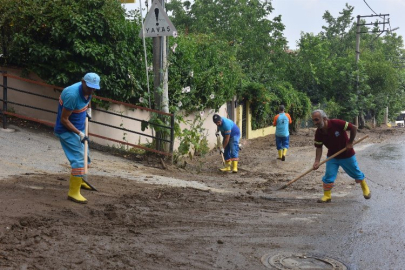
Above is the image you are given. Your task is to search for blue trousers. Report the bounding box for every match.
[224,135,240,162]
[322,155,365,188]
[55,131,90,176]
[275,135,289,150]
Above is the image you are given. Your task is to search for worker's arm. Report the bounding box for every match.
[313,147,323,170]
[222,134,230,149]
[273,115,278,126]
[60,108,81,135]
[347,124,357,149]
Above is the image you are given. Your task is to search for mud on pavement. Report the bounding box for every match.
[0,120,404,269]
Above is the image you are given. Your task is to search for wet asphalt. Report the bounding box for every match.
[342,143,405,269]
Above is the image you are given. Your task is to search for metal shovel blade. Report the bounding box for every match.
[82,175,98,191]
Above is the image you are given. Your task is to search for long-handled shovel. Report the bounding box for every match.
[82,117,98,191]
[220,152,225,165]
[277,135,369,190]
[216,129,225,166]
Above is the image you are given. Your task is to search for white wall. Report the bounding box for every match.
[89,104,154,149]
[0,67,61,124]
[174,104,227,151]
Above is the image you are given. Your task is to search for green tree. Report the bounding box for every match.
[167,0,309,130]
[288,3,405,125]
[0,0,149,102]
[167,33,243,114]
[167,0,287,80]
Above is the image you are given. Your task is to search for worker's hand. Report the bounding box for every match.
[86,108,92,120]
[219,148,224,155]
[79,131,89,143]
[215,132,220,137]
[346,141,353,149]
[313,161,320,170]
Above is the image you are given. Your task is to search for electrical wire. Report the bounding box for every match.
[362,0,383,18]
[362,0,395,34]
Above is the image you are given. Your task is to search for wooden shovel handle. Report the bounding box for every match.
[84,117,89,175]
[279,135,369,189]
[221,152,225,165]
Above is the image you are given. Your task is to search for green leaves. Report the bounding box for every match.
[0,0,148,104]
[167,33,242,114]
[289,3,405,124]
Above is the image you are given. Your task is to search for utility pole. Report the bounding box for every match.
[139,0,176,151]
[152,27,162,111]
[355,13,389,128]
[152,0,164,151]
[151,0,171,151]
[355,15,361,127]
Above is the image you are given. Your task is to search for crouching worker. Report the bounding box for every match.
[54,73,100,204]
[312,109,371,203]
[213,114,241,173]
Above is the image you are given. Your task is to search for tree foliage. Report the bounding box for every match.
[167,0,310,127]
[288,4,405,124]
[167,33,243,114]
[0,0,149,102]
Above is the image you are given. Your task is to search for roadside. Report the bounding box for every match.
[0,118,404,269]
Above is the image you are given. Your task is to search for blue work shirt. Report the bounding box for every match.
[54,82,91,134]
[218,117,240,137]
[273,112,292,137]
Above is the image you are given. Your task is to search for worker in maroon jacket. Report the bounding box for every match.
[312,109,371,203]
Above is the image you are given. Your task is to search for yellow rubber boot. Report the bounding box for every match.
[282,148,287,161]
[277,150,283,160]
[317,190,332,203]
[68,175,88,204]
[219,161,231,172]
[360,180,371,199]
[232,161,238,173]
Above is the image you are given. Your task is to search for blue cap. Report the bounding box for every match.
[83,73,100,90]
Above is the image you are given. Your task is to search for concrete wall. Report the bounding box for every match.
[177,104,228,151]
[245,101,276,140]
[0,67,61,124]
[89,104,154,149]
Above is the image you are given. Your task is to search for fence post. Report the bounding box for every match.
[1,71,7,129]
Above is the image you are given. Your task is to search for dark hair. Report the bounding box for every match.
[279,105,285,111]
[213,114,221,123]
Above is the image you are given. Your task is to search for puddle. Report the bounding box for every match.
[261,252,348,269]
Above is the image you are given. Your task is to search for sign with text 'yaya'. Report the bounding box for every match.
[139,0,177,38]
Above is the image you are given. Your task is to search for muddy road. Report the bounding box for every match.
[0,120,404,269]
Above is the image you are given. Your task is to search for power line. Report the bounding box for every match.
[362,0,399,34]
[363,0,383,18]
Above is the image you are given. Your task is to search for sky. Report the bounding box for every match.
[122,0,405,49]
